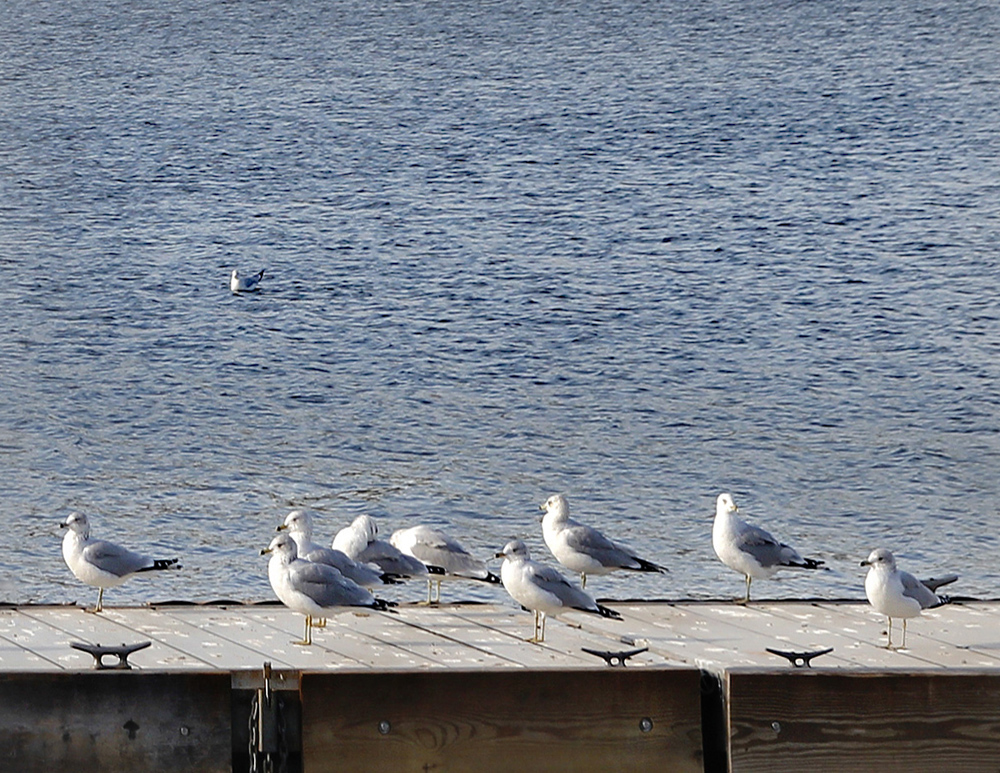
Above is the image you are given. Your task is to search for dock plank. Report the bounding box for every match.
[407,604,651,668]
[726,668,1000,773]
[15,607,211,670]
[3,601,1000,673]
[217,607,445,670]
[0,671,231,773]
[754,602,1000,668]
[301,668,704,773]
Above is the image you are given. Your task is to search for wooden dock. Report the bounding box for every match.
[2,599,1000,772]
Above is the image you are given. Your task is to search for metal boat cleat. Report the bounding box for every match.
[765,646,833,668]
[70,640,152,669]
[581,646,649,667]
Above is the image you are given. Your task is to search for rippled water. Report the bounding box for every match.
[3,0,1000,605]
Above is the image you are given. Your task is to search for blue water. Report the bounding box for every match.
[3,0,1000,606]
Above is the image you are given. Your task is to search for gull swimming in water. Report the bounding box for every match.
[390,524,500,603]
[860,548,957,649]
[712,493,824,603]
[230,268,265,293]
[332,515,430,579]
[261,532,391,645]
[540,494,667,588]
[496,539,621,643]
[60,512,180,613]
[276,510,399,587]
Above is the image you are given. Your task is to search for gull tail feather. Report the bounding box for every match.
[922,574,959,592]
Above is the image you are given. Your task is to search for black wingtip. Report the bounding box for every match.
[485,571,502,585]
[142,558,181,572]
[799,557,825,570]
[380,573,405,585]
[426,565,448,575]
[634,557,668,574]
[596,603,622,620]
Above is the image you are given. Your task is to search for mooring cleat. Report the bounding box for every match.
[766,646,834,668]
[70,641,152,670]
[581,646,649,667]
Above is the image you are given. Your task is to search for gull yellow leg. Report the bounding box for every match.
[528,610,544,643]
[294,615,313,646]
[87,588,105,614]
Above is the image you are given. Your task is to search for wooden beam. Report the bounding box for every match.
[726,668,1000,772]
[0,672,231,772]
[301,668,703,772]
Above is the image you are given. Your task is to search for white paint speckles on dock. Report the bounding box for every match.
[1,601,999,673]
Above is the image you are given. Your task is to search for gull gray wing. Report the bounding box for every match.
[900,570,943,608]
[409,531,487,577]
[732,524,787,568]
[81,540,153,578]
[525,563,596,609]
[357,540,428,577]
[561,524,663,572]
[302,546,384,586]
[734,523,821,570]
[525,563,604,615]
[288,561,376,609]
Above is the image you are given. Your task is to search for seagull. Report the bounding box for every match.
[539,494,667,588]
[860,548,957,649]
[260,532,391,646]
[332,515,430,579]
[60,512,180,613]
[230,268,265,293]
[712,493,824,603]
[276,510,399,587]
[390,524,500,603]
[495,539,621,643]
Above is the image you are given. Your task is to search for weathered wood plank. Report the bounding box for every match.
[301,668,703,773]
[0,672,231,772]
[755,602,1000,667]
[232,607,444,669]
[827,602,1000,665]
[612,603,856,668]
[15,607,207,670]
[726,669,1000,773]
[426,604,658,667]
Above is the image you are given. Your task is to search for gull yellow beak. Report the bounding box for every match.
[275,523,288,532]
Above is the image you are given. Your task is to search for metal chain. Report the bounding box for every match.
[248,692,260,773]
[247,663,287,773]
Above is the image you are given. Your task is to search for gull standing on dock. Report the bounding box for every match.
[390,524,500,603]
[540,494,667,588]
[333,515,430,579]
[860,548,957,649]
[60,512,180,613]
[230,268,264,293]
[496,539,621,643]
[261,533,391,646]
[712,493,824,603]
[276,510,399,587]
